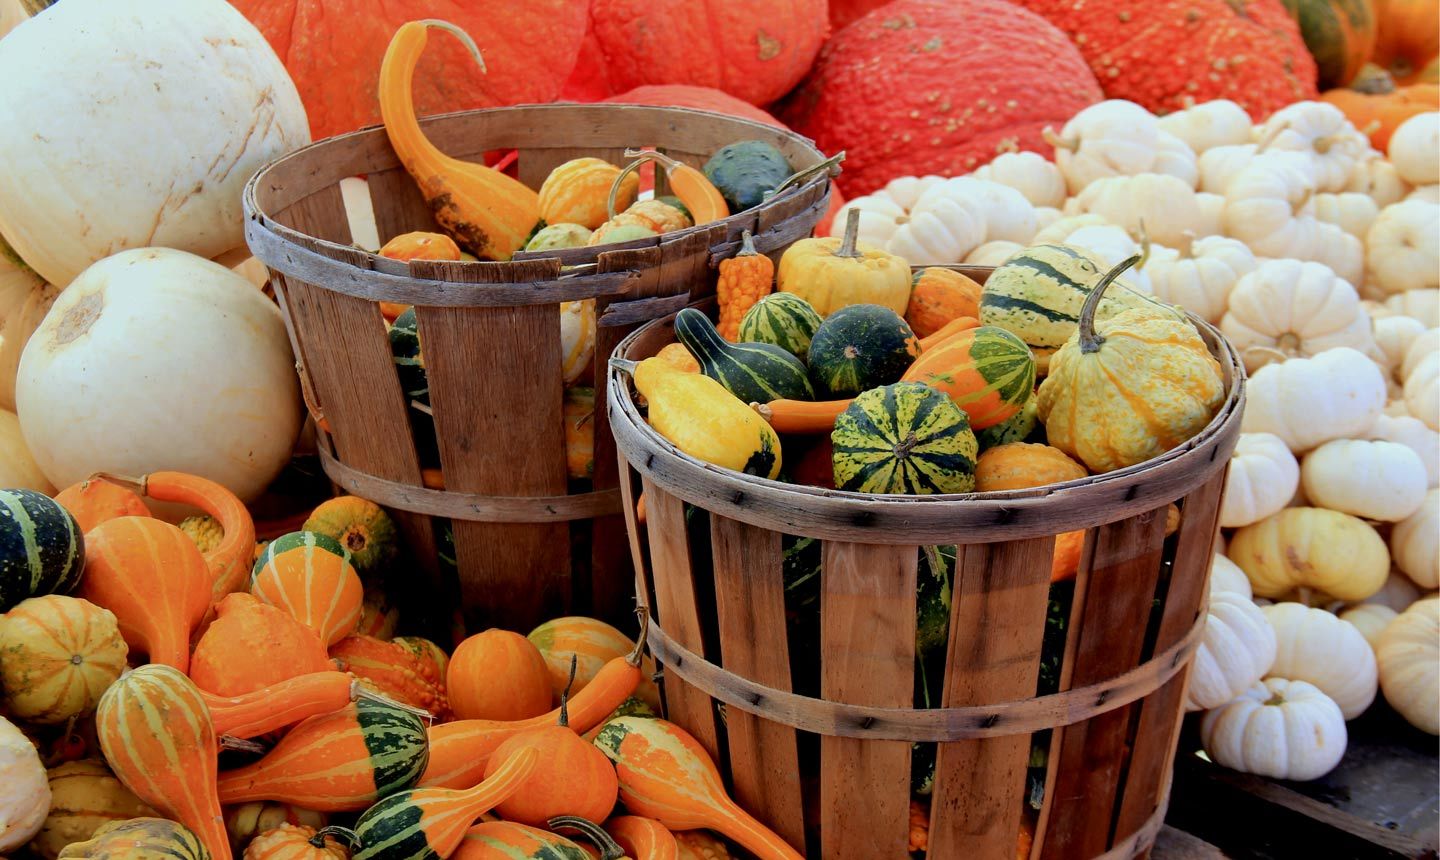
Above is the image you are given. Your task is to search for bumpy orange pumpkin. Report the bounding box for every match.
[330,635,447,717]
[190,593,334,697]
[243,823,355,860]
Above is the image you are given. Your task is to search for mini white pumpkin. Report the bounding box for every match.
[1145,235,1256,324]
[1388,112,1439,187]
[1034,207,1063,232]
[885,195,986,265]
[1365,413,1439,487]
[1186,589,1277,712]
[1365,570,1424,612]
[1195,192,1226,238]
[1069,173,1202,248]
[963,240,1023,267]
[1304,191,1379,240]
[1370,315,1428,376]
[1384,289,1440,327]
[560,300,595,384]
[1409,184,1440,203]
[1300,439,1428,521]
[917,177,1037,245]
[1338,603,1398,651]
[1200,678,1347,781]
[1044,100,1163,193]
[880,175,947,210]
[1157,99,1253,155]
[828,194,906,248]
[1366,200,1440,295]
[1392,489,1439,589]
[1257,101,1369,192]
[1212,553,1253,598]
[0,714,48,852]
[1199,143,1259,194]
[1032,213,1111,244]
[0,408,51,493]
[1152,131,1201,189]
[1060,225,1153,292]
[1223,159,1323,259]
[1231,507,1389,603]
[1262,602,1378,719]
[1221,259,1374,372]
[1241,348,1387,452]
[1403,351,1439,430]
[1221,433,1301,528]
[1376,596,1439,734]
[970,152,1067,208]
[1401,327,1439,378]
[1314,222,1366,289]
[1344,155,1410,207]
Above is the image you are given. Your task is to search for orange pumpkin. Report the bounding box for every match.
[1051,530,1086,583]
[243,823,356,860]
[448,629,553,721]
[904,268,983,338]
[330,635,447,717]
[974,443,1088,492]
[606,816,679,860]
[190,593,334,697]
[1321,67,1440,147]
[484,688,620,826]
[53,478,149,533]
[252,543,364,647]
[225,802,329,856]
[1371,0,1439,83]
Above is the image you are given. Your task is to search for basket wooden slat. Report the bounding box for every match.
[365,164,435,242]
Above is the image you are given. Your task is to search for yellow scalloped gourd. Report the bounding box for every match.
[539,158,638,230]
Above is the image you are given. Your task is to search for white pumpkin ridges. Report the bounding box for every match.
[1200,678,1347,781]
[1376,597,1440,735]
[1185,590,1276,712]
[1262,602,1378,719]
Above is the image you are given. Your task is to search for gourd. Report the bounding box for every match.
[379,232,462,264]
[1375,596,1439,734]
[563,387,597,480]
[395,637,450,689]
[32,759,156,860]
[378,20,539,259]
[1345,154,1412,205]
[1144,234,1257,325]
[1263,602,1379,719]
[973,443,1085,492]
[1229,507,1389,602]
[1210,554,1253,599]
[674,831,736,860]
[355,587,400,640]
[1384,289,1439,327]
[1405,351,1440,429]
[0,595,126,724]
[1070,174,1202,248]
[1371,0,1440,84]
[561,300,597,386]
[1305,190,1380,238]
[904,268,982,339]
[1370,315,1428,376]
[1240,347,1386,452]
[527,616,659,709]
[16,249,302,503]
[716,231,774,341]
[1322,71,1439,146]
[1185,590,1277,712]
[448,629,553,721]
[351,748,539,860]
[1338,603,1398,651]
[752,398,854,435]
[331,635,447,717]
[617,357,782,479]
[1221,433,1301,528]
[0,409,52,493]
[526,224,594,253]
[1402,327,1440,381]
[78,517,210,672]
[970,151,1067,208]
[624,200,693,235]
[0,714,49,852]
[454,822,591,860]
[831,383,979,495]
[1391,489,1438,588]
[1200,678,1347,780]
[829,195,907,249]
[95,665,230,858]
[777,210,912,317]
[917,178,1038,245]
[243,823,356,860]
[1366,200,1440,294]
[806,305,919,398]
[917,315,983,351]
[1300,439,1427,521]
[589,221,659,246]
[702,140,793,213]
[605,817,679,860]
[737,294,824,361]
[57,818,209,860]
[1157,100,1253,154]
[1388,112,1440,185]
[886,188,989,265]
[302,497,399,578]
[1256,101,1370,191]
[964,240,1025,267]
[1366,570,1424,611]
[0,488,83,612]
[1221,259,1374,372]
[226,804,329,856]
[251,535,365,647]
[1053,225,1153,293]
[674,309,814,405]
[1036,256,1226,474]
[540,159,638,230]
[0,0,309,288]
[216,697,431,812]
[1222,159,1323,258]
[900,325,1035,431]
[610,151,729,226]
[190,593,333,696]
[1043,100,1167,193]
[201,672,383,739]
[594,717,802,860]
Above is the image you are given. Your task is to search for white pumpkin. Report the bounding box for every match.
[1388,112,1439,186]
[1144,235,1255,324]
[885,195,986,265]
[1241,348,1387,452]
[1221,259,1373,372]
[970,152,1067,209]
[1212,553,1253,599]
[1185,590,1277,712]
[1060,226,1153,292]
[1194,192,1226,238]
[1157,99,1253,155]
[1370,315,1428,376]
[0,272,56,413]
[0,0,310,288]
[1304,191,1379,240]
[1365,570,1424,612]
[1366,201,1440,295]
[828,194,906,248]
[1199,143,1259,194]
[1300,439,1427,521]
[16,248,302,502]
[1365,413,1439,487]
[1152,131,1201,189]
[1402,327,1440,379]
[1034,207,1063,232]
[1344,155,1410,207]
[1069,173,1202,248]
[917,178,1037,245]
[1032,213,1111,245]
[1262,602,1378,719]
[1338,603,1398,651]
[1223,160,1323,259]
[880,175,947,210]
[1221,433,1301,528]
[0,714,48,852]
[1384,289,1440,327]
[0,408,50,493]
[560,300,595,384]
[1314,222,1366,289]
[1391,489,1439,589]
[1201,678,1347,781]
[1403,351,1439,430]
[1409,184,1440,203]
[963,240,1023,267]
[1376,596,1440,734]
[1045,100,1164,193]
[1257,101,1369,192]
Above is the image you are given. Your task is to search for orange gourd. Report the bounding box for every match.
[448,629,552,721]
[593,717,801,860]
[225,803,330,856]
[974,443,1088,492]
[380,231,463,262]
[78,517,211,672]
[1321,67,1440,147]
[331,635,448,717]
[752,397,853,434]
[379,20,540,260]
[606,816,679,860]
[655,343,700,374]
[201,671,372,739]
[716,230,774,341]
[916,315,981,351]
[540,158,640,230]
[611,150,729,225]
[905,268,982,338]
[190,593,333,697]
[244,823,358,860]
[252,543,364,647]
[53,478,150,533]
[455,821,593,859]
[1051,530,1086,583]
[623,199,692,233]
[95,665,231,859]
[527,616,661,710]
[1371,0,1439,83]
[901,325,1036,430]
[394,636,451,688]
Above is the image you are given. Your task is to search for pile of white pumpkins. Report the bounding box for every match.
[836,97,1440,782]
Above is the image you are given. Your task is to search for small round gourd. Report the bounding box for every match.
[1366,200,1440,295]
[243,822,357,859]
[485,700,620,827]
[777,210,912,317]
[1240,347,1387,452]
[0,595,127,724]
[250,537,364,647]
[189,592,332,696]
[973,443,1085,492]
[1404,351,1440,430]
[971,152,1067,208]
[831,383,979,495]
[225,802,329,856]
[1157,99,1252,155]
[32,759,155,860]
[1376,597,1439,735]
[52,478,150,534]
[1388,112,1439,186]
[302,497,398,577]
[738,293,824,360]
[56,817,209,860]
[448,629,553,721]
[702,140,792,213]
[1143,234,1256,325]
[1210,554,1252,599]
[525,223,593,252]
[904,267,982,338]
[0,488,83,612]
[1300,438,1428,521]
[527,617,657,709]
[1262,602,1378,719]
[1185,590,1276,712]
[0,714,50,852]
[1338,604,1398,651]
[1391,489,1439,588]
[1221,433,1300,528]
[1229,507,1389,602]
[1221,259,1375,373]
[539,158,638,230]
[807,304,920,398]
[560,300,596,385]
[1200,678,1347,781]
[900,325,1036,430]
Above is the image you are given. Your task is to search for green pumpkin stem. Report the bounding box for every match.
[547,816,626,860]
[350,679,434,721]
[1076,254,1143,354]
[558,654,578,728]
[769,150,846,198]
[834,208,864,259]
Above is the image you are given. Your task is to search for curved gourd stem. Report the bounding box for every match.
[610,358,640,375]
[311,826,361,850]
[1135,219,1152,269]
[608,156,651,221]
[833,208,864,259]
[1041,126,1076,152]
[629,605,651,667]
[548,817,626,860]
[1076,254,1143,354]
[558,655,578,728]
[736,229,758,258]
[769,150,846,198]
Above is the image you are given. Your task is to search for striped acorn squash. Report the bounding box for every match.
[0,488,83,611]
[251,539,364,648]
[252,531,351,579]
[900,325,1036,430]
[808,305,921,398]
[0,595,127,725]
[976,397,1039,450]
[56,817,210,860]
[674,308,814,404]
[737,293,824,361]
[389,308,428,407]
[831,382,979,494]
[303,496,399,578]
[979,244,1172,374]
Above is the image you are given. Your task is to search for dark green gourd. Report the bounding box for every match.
[702,140,793,212]
[673,308,814,405]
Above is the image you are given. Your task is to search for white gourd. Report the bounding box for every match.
[1401,327,1439,380]
[1384,289,1440,327]
[1409,184,1440,203]
[0,715,48,852]
[1257,101,1369,192]
[1144,234,1256,324]
[1391,489,1439,589]
[917,178,1037,244]
[1195,192,1226,237]
[1069,173,1202,248]
[1370,315,1427,376]
[828,194,906,247]
[1061,226,1153,292]
[1403,351,1439,430]
[559,300,595,384]
[1240,348,1386,452]
[1375,597,1440,734]
[1199,143,1258,194]
[1364,570,1423,612]
[881,175,947,210]
[1033,207,1063,232]
[1223,159,1323,259]
[1364,413,1439,487]
[1157,99,1252,154]
[1262,602,1378,719]
[1044,100,1163,193]
[1200,678,1347,780]
[1221,260,1374,373]
[1221,433,1300,528]
[1366,201,1440,295]
[1185,590,1277,712]
[1152,131,1200,189]
[1305,191,1379,239]
[963,240,1023,267]
[1344,155,1410,206]
[885,196,986,265]
[1387,112,1439,186]
[970,152,1067,208]
[1313,222,1366,290]
[0,409,51,493]
[1300,439,1428,521]
[1211,553,1253,599]
[1338,603,1397,651]
[1032,214,1110,245]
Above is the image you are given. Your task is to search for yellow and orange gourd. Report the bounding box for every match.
[540,158,639,230]
[716,230,774,341]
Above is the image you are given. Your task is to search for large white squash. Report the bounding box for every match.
[1200,678,1347,781]
[1300,438,1428,522]
[1185,590,1276,712]
[0,0,309,287]
[1376,597,1439,735]
[16,248,302,502]
[1262,602,1378,719]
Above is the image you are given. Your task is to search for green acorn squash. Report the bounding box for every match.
[0,488,83,612]
[831,382,978,494]
[807,304,921,398]
[702,140,793,213]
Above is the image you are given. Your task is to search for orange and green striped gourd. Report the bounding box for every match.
[593,718,802,860]
[95,664,232,859]
[527,616,660,709]
[302,497,400,579]
[201,671,382,739]
[57,818,209,860]
[900,325,1036,431]
[216,697,431,812]
[453,821,592,860]
[352,747,540,860]
[130,471,257,605]
[606,816,680,860]
[251,533,364,647]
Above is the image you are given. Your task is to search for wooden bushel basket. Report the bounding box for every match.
[608,273,1246,860]
[242,104,832,635]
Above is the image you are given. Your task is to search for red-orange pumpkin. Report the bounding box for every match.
[330,635,447,718]
[1371,0,1439,84]
[53,478,150,533]
[190,593,334,697]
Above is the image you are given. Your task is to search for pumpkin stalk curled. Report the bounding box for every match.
[548,816,626,860]
[1076,254,1143,353]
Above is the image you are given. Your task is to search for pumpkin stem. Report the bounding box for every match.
[89,471,147,495]
[607,157,650,221]
[1135,219,1152,269]
[218,735,269,754]
[1041,126,1076,153]
[350,678,434,721]
[751,402,776,424]
[1264,691,1286,707]
[833,208,864,259]
[1241,345,1290,370]
[1350,64,1397,95]
[609,358,640,376]
[312,826,363,850]
[737,229,759,258]
[769,150,847,199]
[629,605,651,667]
[558,655,578,728]
[1176,230,1196,259]
[548,816,626,860]
[1076,254,1143,354]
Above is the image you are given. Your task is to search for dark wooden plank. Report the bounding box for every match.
[709,515,806,851]
[365,166,439,247]
[819,541,916,860]
[929,536,1055,859]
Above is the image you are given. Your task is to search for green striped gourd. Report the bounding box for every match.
[900,325,1036,430]
[976,397,1039,449]
[454,821,591,860]
[831,382,979,494]
[95,665,231,859]
[389,308,428,407]
[215,697,430,812]
[251,531,350,581]
[979,244,1174,374]
[0,488,83,612]
[807,304,921,398]
[737,293,824,360]
[673,308,814,404]
[57,818,210,860]
[352,748,539,860]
